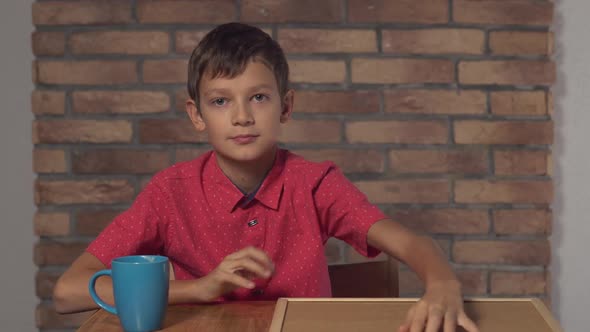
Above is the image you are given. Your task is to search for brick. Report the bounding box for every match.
[289,60,346,84]
[34,212,70,236]
[348,0,448,23]
[31,90,65,115]
[548,91,554,117]
[139,177,153,191]
[436,239,451,259]
[294,90,380,114]
[175,89,191,111]
[352,59,454,84]
[385,89,485,115]
[143,59,187,84]
[390,209,489,234]
[454,0,553,26]
[139,119,208,144]
[35,61,137,85]
[242,0,341,23]
[293,149,385,173]
[36,271,61,299]
[33,149,67,173]
[459,60,555,85]
[72,91,170,114]
[494,150,548,176]
[490,31,553,56]
[35,180,135,205]
[280,120,341,143]
[73,149,170,174]
[494,209,551,235]
[354,180,449,204]
[390,149,487,174]
[137,0,235,23]
[76,209,122,236]
[279,29,376,53]
[399,270,487,296]
[33,120,132,144]
[36,304,93,329]
[490,91,547,116]
[455,180,552,204]
[491,271,547,295]
[453,240,549,265]
[382,29,484,54]
[175,31,209,54]
[177,28,271,55]
[32,31,65,56]
[346,121,448,144]
[70,31,169,55]
[454,121,553,145]
[34,242,88,266]
[32,1,132,25]
[175,148,211,163]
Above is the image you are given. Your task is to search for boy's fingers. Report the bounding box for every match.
[231,258,272,279]
[221,271,255,289]
[409,303,428,332]
[228,247,274,271]
[458,312,479,332]
[243,246,274,270]
[424,306,444,332]
[443,311,457,332]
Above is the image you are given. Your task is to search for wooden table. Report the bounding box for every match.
[77,298,563,332]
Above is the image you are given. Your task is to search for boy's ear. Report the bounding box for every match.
[280,89,294,123]
[185,99,206,131]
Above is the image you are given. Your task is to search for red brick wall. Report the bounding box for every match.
[32,0,554,330]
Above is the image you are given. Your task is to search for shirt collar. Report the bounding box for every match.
[202,149,286,213]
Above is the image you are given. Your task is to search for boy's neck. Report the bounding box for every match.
[215,146,277,194]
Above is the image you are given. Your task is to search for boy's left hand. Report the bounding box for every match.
[398,280,479,332]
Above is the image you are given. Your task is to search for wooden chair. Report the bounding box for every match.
[328,257,399,297]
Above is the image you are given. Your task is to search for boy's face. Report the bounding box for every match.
[186,60,293,164]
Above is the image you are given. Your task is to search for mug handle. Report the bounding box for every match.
[88,270,117,315]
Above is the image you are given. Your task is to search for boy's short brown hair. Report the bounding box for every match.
[187,22,289,107]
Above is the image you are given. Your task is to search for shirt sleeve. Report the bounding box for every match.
[86,181,166,268]
[313,165,388,258]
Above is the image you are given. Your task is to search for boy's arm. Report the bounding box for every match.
[366,219,457,285]
[366,219,478,332]
[53,247,274,314]
[53,252,209,314]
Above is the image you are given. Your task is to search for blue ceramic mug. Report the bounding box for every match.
[89,255,169,332]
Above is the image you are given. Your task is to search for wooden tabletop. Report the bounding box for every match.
[77,298,563,332]
[78,301,275,332]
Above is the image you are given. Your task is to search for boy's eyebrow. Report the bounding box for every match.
[203,84,275,96]
[203,88,231,97]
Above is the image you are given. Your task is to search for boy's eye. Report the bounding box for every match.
[212,98,227,106]
[253,94,267,102]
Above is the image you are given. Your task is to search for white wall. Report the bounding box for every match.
[552,0,590,331]
[0,0,36,330]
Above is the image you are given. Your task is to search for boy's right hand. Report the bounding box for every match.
[200,246,274,301]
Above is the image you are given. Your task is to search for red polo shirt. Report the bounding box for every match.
[87,149,388,301]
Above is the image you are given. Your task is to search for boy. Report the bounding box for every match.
[54,23,478,332]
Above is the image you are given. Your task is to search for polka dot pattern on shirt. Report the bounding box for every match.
[87,149,388,301]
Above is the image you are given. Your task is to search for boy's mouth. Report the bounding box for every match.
[230,134,259,144]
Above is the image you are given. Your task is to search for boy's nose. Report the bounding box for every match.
[231,103,255,126]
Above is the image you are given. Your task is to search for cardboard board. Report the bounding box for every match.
[269,298,563,332]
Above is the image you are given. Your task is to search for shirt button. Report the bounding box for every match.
[252,288,264,296]
[247,219,258,227]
